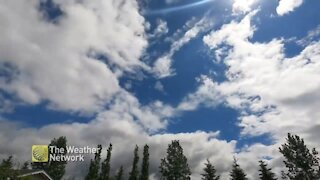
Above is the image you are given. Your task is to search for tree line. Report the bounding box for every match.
[1,133,320,180]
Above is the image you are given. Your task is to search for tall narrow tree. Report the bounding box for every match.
[230,157,248,180]
[279,133,320,180]
[115,166,124,180]
[201,159,220,180]
[129,145,139,180]
[258,160,277,180]
[31,136,67,180]
[139,144,149,180]
[46,136,67,180]
[0,156,18,179]
[100,143,113,180]
[86,144,102,180]
[159,140,191,180]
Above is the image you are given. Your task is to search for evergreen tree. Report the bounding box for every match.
[21,161,30,170]
[159,140,191,180]
[46,136,67,180]
[129,145,140,180]
[139,144,149,180]
[279,133,320,180]
[258,160,277,180]
[0,156,18,179]
[230,157,248,180]
[31,136,67,180]
[201,159,220,180]
[115,166,124,180]
[100,143,113,180]
[86,144,103,180]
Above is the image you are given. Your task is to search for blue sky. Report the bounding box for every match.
[0,0,320,179]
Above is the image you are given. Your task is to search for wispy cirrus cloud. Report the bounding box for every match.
[153,15,215,78]
[296,25,320,46]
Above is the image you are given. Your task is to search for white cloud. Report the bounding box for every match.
[150,19,169,38]
[0,0,148,113]
[204,10,257,49]
[178,75,223,111]
[201,10,320,145]
[147,11,320,178]
[0,1,318,179]
[154,81,165,92]
[0,86,276,179]
[153,16,214,78]
[2,110,302,179]
[0,93,15,113]
[153,55,175,78]
[103,91,175,132]
[232,0,258,14]
[296,25,320,46]
[0,115,237,179]
[276,0,303,16]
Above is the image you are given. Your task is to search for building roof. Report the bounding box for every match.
[17,169,53,180]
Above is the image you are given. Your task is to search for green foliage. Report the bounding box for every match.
[201,159,220,180]
[230,157,248,180]
[31,136,67,180]
[100,143,113,180]
[129,145,140,180]
[115,166,124,180]
[159,140,191,180]
[46,136,67,180]
[3,133,320,180]
[21,161,29,170]
[258,160,277,180]
[139,144,150,180]
[86,144,103,180]
[279,133,320,180]
[20,176,33,180]
[0,156,18,179]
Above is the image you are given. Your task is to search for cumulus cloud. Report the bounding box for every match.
[204,11,320,140]
[0,79,277,180]
[232,0,258,14]
[0,93,15,113]
[150,10,320,178]
[204,10,257,49]
[0,113,237,179]
[198,8,320,149]
[0,0,148,113]
[0,106,295,179]
[1,0,318,179]
[153,55,175,78]
[276,0,303,16]
[178,75,223,111]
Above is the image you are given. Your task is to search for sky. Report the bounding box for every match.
[0,0,319,179]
